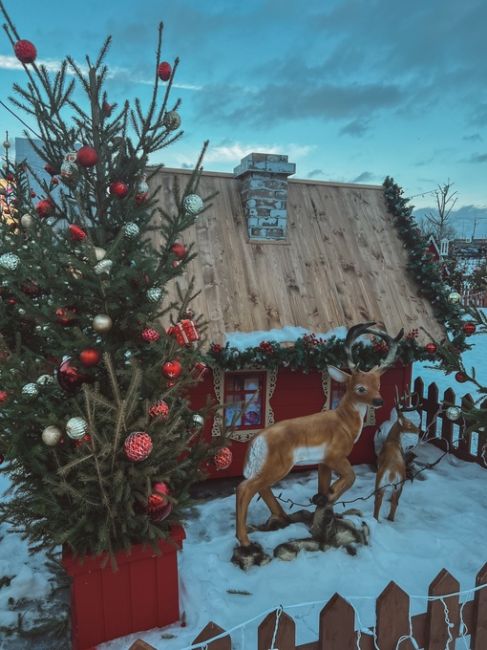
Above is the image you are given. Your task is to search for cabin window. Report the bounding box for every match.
[224,372,267,430]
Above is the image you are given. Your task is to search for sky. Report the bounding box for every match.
[0,0,486,229]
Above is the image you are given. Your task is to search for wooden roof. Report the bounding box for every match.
[149,168,445,344]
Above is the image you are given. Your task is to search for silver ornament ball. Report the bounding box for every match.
[22,383,39,397]
[163,110,181,131]
[146,287,162,303]
[66,417,88,440]
[192,414,205,428]
[123,222,140,238]
[445,406,462,421]
[0,253,20,271]
[183,193,204,217]
[21,213,34,229]
[37,374,54,385]
[448,291,462,305]
[94,259,113,275]
[93,313,112,333]
[42,425,62,446]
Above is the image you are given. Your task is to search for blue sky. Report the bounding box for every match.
[1,0,486,222]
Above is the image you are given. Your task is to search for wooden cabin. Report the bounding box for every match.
[150,153,445,478]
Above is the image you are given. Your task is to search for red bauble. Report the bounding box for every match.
[463,322,476,336]
[30,190,36,198]
[124,431,153,462]
[44,163,59,176]
[76,145,98,168]
[148,400,170,418]
[455,372,468,383]
[21,281,40,296]
[51,177,59,186]
[55,307,78,326]
[425,342,437,354]
[135,192,148,205]
[148,482,170,510]
[157,61,172,81]
[74,434,92,448]
[214,446,233,471]
[109,181,129,198]
[0,390,8,404]
[68,224,87,241]
[79,348,101,367]
[36,199,53,218]
[171,242,187,259]
[162,360,183,379]
[14,39,37,64]
[141,327,161,343]
[57,358,90,393]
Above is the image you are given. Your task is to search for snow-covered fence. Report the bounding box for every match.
[462,290,487,307]
[129,564,487,649]
[413,377,485,466]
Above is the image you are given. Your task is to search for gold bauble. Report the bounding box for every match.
[21,213,34,228]
[42,425,62,446]
[93,314,112,333]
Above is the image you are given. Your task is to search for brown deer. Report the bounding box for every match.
[373,391,421,522]
[232,322,403,569]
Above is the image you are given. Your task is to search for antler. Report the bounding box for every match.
[343,322,376,370]
[394,386,421,413]
[365,325,404,372]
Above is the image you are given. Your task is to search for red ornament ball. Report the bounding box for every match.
[36,199,53,218]
[14,39,37,64]
[463,322,476,336]
[455,371,468,383]
[74,434,92,448]
[0,390,8,404]
[214,446,233,471]
[124,431,153,462]
[79,348,101,367]
[76,145,98,168]
[162,359,183,379]
[147,482,170,511]
[57,358,90,393]
[425,342,437,355]
[109,180,129,198]
[30,190,36,198]
[141,327,160,343]
[171,242,187,259]
[157,61,172,81]
[135,192,148,205]
[55,307,78,326]
[149,400,170,418]
[68,224,87,241]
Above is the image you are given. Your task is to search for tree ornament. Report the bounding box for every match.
[157,61,172,81]
[22,383,39,397]
[0,390,8,403]
[66,417,88,440]
[191,361,208,381]
[93,314,112,333]
[68,265,83,280]
[192,414,205,428]
[183,194,204,217]
[0,253,20,270]
[57,358,88,393]
[102,101,116,117]
[94,247,106,261]
[14,39,37,63]
[55,307,78,326]
[123,222,140,238]
[445,406,462,421]
[42,425,62,446]
[74,434,92,448]
[147,482,170,511]
[141,327,160,343]
[146,287,162,303]
[20,213,34,228]
[149,400,170,418]
[79,348,101,367]
[455,371,468,383]
[448,291,461,305]
[109,181,129,198]
[162,359,182,379]
[3,138,10,149]
[124,431,153,462]
[135,178,149,205]
[172,260,181,269]
[167,319,199,346]
[37,374,54,385]
[60,153,78,183]
[94,259,113,275]
[44,163,59,176]
[214,446,233,471]
[463,322,476,336]
[171,242,187,259]
[76,145,98,168]
[68,224,87,241]
[163,110,181,131]
[425,342,437,355]
[36,199,53,218]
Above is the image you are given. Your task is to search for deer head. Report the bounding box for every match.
[393,388,421,436]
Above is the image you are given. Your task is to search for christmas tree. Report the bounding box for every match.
[0,3,220,560]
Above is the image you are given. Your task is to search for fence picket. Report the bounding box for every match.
[318,593,356,649]
[192,621,231,650]
[472,562,487,649]
[426,382,439,438]
[441,387,456,449]
[426,569,460,649]
[258,610,296,650]
[376,581,415,649]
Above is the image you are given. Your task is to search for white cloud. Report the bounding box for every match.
[201,141,315,164]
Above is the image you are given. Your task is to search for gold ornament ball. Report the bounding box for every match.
[448,291,461,304]
[445,406,462,421]
[93,314,112,333]
[42,425,62,446]
[21,213,34,228]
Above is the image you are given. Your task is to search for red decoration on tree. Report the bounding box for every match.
[68,224,87,241]
[124,432,153,462]
[259,341,273,354]
[14,39,37,63]
[76,145,98,168]
[148,400,170,418]
[167,319,199,346]
[57,358,90,393]
[210,343,223,355]
[214,447,233,471]
[455,371,468,383]
[171,260,181,269]
[30,190,36,198]
[463,322,476,336]
[147,482,170,510]
[21,281,40,296]
[44,163,59,176]
[135,191,148,205]
[191,361,208,381]
[425,342,437,354]
[51,177,59,186]
[109,181,129,198]
[55,307,78,326]
[162,360,182,379]
[141,327,160,343]
[157,61,172,81]
[74,434,92,448]
[79,348,101,367]
[36,199,53,218]
[0,390,8,404]
[102,101,116,117]
[171,242,187,259]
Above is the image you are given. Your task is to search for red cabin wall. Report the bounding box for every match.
[188,363,412,479]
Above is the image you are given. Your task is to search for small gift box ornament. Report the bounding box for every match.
[191,361,208,381]
[167,319,199,346]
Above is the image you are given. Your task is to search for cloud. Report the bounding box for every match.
[202,141,314,164]
[351,171,376,183]
[340,118,370,137]
[467,153,487,163]
[307,169,325,178]
[463,133,483,142]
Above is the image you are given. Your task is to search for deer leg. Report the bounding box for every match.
[233,478,272,570]
[325,457,356,503]
[256,487,291,531]
[387,487,402,522]
[374,488,384,521]
[317,463,332,498]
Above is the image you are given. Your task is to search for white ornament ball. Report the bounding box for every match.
[66,417,88,440]
[93,314,112,333]
[0,253,20,271]
[123,222,140,238]
[94,247,106,261]
[445,406,462,421]
[183,194,204,217]
[146,287,162,303]
[192,414,205,428]
[42,425,62,446]
[94,259,113,275]
[37,374,54,385]
[448,291,461,305]
[22,383,39,397]
[21,213,34,229]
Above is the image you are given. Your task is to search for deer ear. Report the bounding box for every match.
[327,366,350,383]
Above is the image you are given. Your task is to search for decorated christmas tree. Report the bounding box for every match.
[0,3,221,560]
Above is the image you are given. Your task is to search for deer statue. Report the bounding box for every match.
[373,390,421,522]
[232,321,404,569]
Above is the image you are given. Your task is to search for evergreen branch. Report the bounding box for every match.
[57,453,95,476]
[110,400,127,472]
[103,352,122,405]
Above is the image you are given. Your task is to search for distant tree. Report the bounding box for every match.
[422,180,458,242]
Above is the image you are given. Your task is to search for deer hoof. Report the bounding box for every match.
[231,542,272,570]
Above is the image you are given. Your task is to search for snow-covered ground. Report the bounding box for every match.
[1,326,486,649]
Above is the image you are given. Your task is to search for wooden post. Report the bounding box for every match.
[318,593,356,649]
[441,387,455,449]
[426,382,439,439]
[192,622,232,650]
[376,581,415,649]
[461,393,475,459]
[258,610,296,650]
[472,562,487,650]
[426,569,460,649]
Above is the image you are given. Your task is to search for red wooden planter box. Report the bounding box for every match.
[62,525,185,650]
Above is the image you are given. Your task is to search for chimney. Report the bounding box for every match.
[234,153,296,241]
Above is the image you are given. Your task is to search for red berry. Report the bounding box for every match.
[36,199,53,218]
[455,371,468,383]
[79,348,101,367]
[14,39,37,64]
[425,342,437,354]
[463,322,476,336]
[171,242,187,259]
[68,224,87,241]
[162,360,182,379]
[157,61,172,81]
[109,181,129,198]
[76,145,98,168]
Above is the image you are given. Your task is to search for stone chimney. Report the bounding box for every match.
[234,153,296,241]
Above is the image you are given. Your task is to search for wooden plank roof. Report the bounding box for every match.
[149,168,445,344]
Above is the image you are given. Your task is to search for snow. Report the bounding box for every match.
[225,325,348,350]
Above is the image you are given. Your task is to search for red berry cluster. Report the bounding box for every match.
[259,341,274,354]
[210,343,223,355]
[302,333,323,347]
[372,339,389,353]
[405,329,419,340]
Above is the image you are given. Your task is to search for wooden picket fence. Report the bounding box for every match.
[462,290,487,307]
